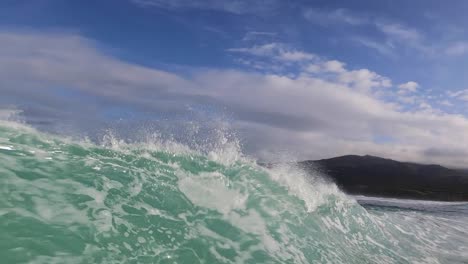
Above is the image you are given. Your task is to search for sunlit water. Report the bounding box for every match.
[0,119,467,264]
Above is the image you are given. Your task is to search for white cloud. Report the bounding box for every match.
[305,64,321,73]
[322,60,346,73]
[439,100,453,107]
[201,71,468,167]
[303,7,420,45]
[304,60,346,74]
[398,81,419,93]
[352,37,396,57]
[376,23,421,43]
[397,95,417,104]
[374,22,433,55]
[4,31,468,167]
[0,31,194,117]
[304,60,390,92]
[302,8,430,56]
[278,50,316,62]
[418,101,432,111]
[338,69,392,92]
[230,44,390,93]
[228,43,316,62]
[448,89,468,101]
[228,43,279,57]
[302,8,440,57]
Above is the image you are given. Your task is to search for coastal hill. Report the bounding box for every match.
[298,155,468,201]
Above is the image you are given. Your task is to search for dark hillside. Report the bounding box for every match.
[299,155,468,201]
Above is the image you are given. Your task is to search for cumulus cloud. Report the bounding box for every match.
[322,60,346,73]
[305,60,346,74]
[398,81,419,93]
[338,69,392,92]
[3,31,468,167]
[448,89,468,101]
[230,43,391,93]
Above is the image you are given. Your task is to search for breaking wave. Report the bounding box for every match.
[0,118,467,263]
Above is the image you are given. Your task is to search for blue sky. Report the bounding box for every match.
[2,0,468,166]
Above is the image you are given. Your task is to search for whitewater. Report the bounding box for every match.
[1,118,468,264]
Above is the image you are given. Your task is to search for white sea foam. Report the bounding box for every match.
[178,171,248,214]
[0,145,13,150]
[265,163,346,212]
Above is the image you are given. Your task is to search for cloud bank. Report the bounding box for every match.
[2,31,468,167]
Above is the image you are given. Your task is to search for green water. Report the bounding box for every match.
[1,120,467,263]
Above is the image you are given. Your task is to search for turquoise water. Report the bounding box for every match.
[1,120,467,263]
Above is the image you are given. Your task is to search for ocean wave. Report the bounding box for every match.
[0,120,467,263]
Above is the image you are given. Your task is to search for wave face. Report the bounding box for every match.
[1,121,468,264]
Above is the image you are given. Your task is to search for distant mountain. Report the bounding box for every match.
[298,155,468,201]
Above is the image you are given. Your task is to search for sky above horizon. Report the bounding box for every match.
[2,0,468,166]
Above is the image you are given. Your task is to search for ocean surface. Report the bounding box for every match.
[1,119,468,264]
